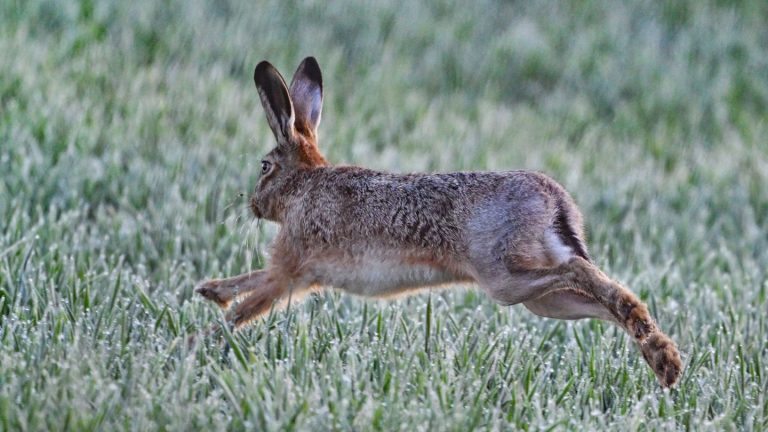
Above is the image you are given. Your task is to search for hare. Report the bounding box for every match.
[196,57,682,388]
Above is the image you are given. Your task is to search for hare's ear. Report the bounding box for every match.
[254,61,295,144]
[289,56,323,136]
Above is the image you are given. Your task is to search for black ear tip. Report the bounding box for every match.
[299,56,322,86]
[254,61,276,86]
[302,56,319,68]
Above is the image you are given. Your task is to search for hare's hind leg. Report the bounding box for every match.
[568,258,682,387]
[196,270,269,308]
[523,289,617,322]
[521,257,682,387]
[560,258,657,341]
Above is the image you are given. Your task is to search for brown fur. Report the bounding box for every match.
[196,57,682,388]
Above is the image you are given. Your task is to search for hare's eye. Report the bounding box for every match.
[261,160,272,175]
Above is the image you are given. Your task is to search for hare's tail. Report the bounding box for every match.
[552,197,591,262]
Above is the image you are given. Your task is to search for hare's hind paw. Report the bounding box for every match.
[196,280,234,308]
[641,332,682,388]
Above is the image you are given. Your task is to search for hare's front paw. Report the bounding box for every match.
[196,280,234,308]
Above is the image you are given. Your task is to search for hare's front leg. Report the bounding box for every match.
[196,270,270,308]
[225,273,289,329]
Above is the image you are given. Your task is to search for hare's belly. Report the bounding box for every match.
[314,255,463,297]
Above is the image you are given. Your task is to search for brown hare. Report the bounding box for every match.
[197,57,682,388]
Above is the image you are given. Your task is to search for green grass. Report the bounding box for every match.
[1,0,767,430]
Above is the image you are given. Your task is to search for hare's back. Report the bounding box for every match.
[295,167,571,251]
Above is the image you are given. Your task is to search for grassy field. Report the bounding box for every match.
[1,0,767,430]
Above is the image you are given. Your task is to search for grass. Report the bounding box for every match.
[1,0,767,430]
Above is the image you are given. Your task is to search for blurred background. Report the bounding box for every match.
[1,0,767,430]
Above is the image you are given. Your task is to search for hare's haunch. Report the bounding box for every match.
[196,57,682,388]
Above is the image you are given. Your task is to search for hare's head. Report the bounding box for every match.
[250,57,327,221]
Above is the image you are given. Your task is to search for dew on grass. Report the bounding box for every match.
[2,1,768,429]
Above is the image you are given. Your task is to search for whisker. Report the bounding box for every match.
[254,217,264,268]
[247,216,262,272]
[236,205,251,271]
[218,192,247,225]
[215,185,265,277]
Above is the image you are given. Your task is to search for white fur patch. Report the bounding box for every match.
[545,229,575,265]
